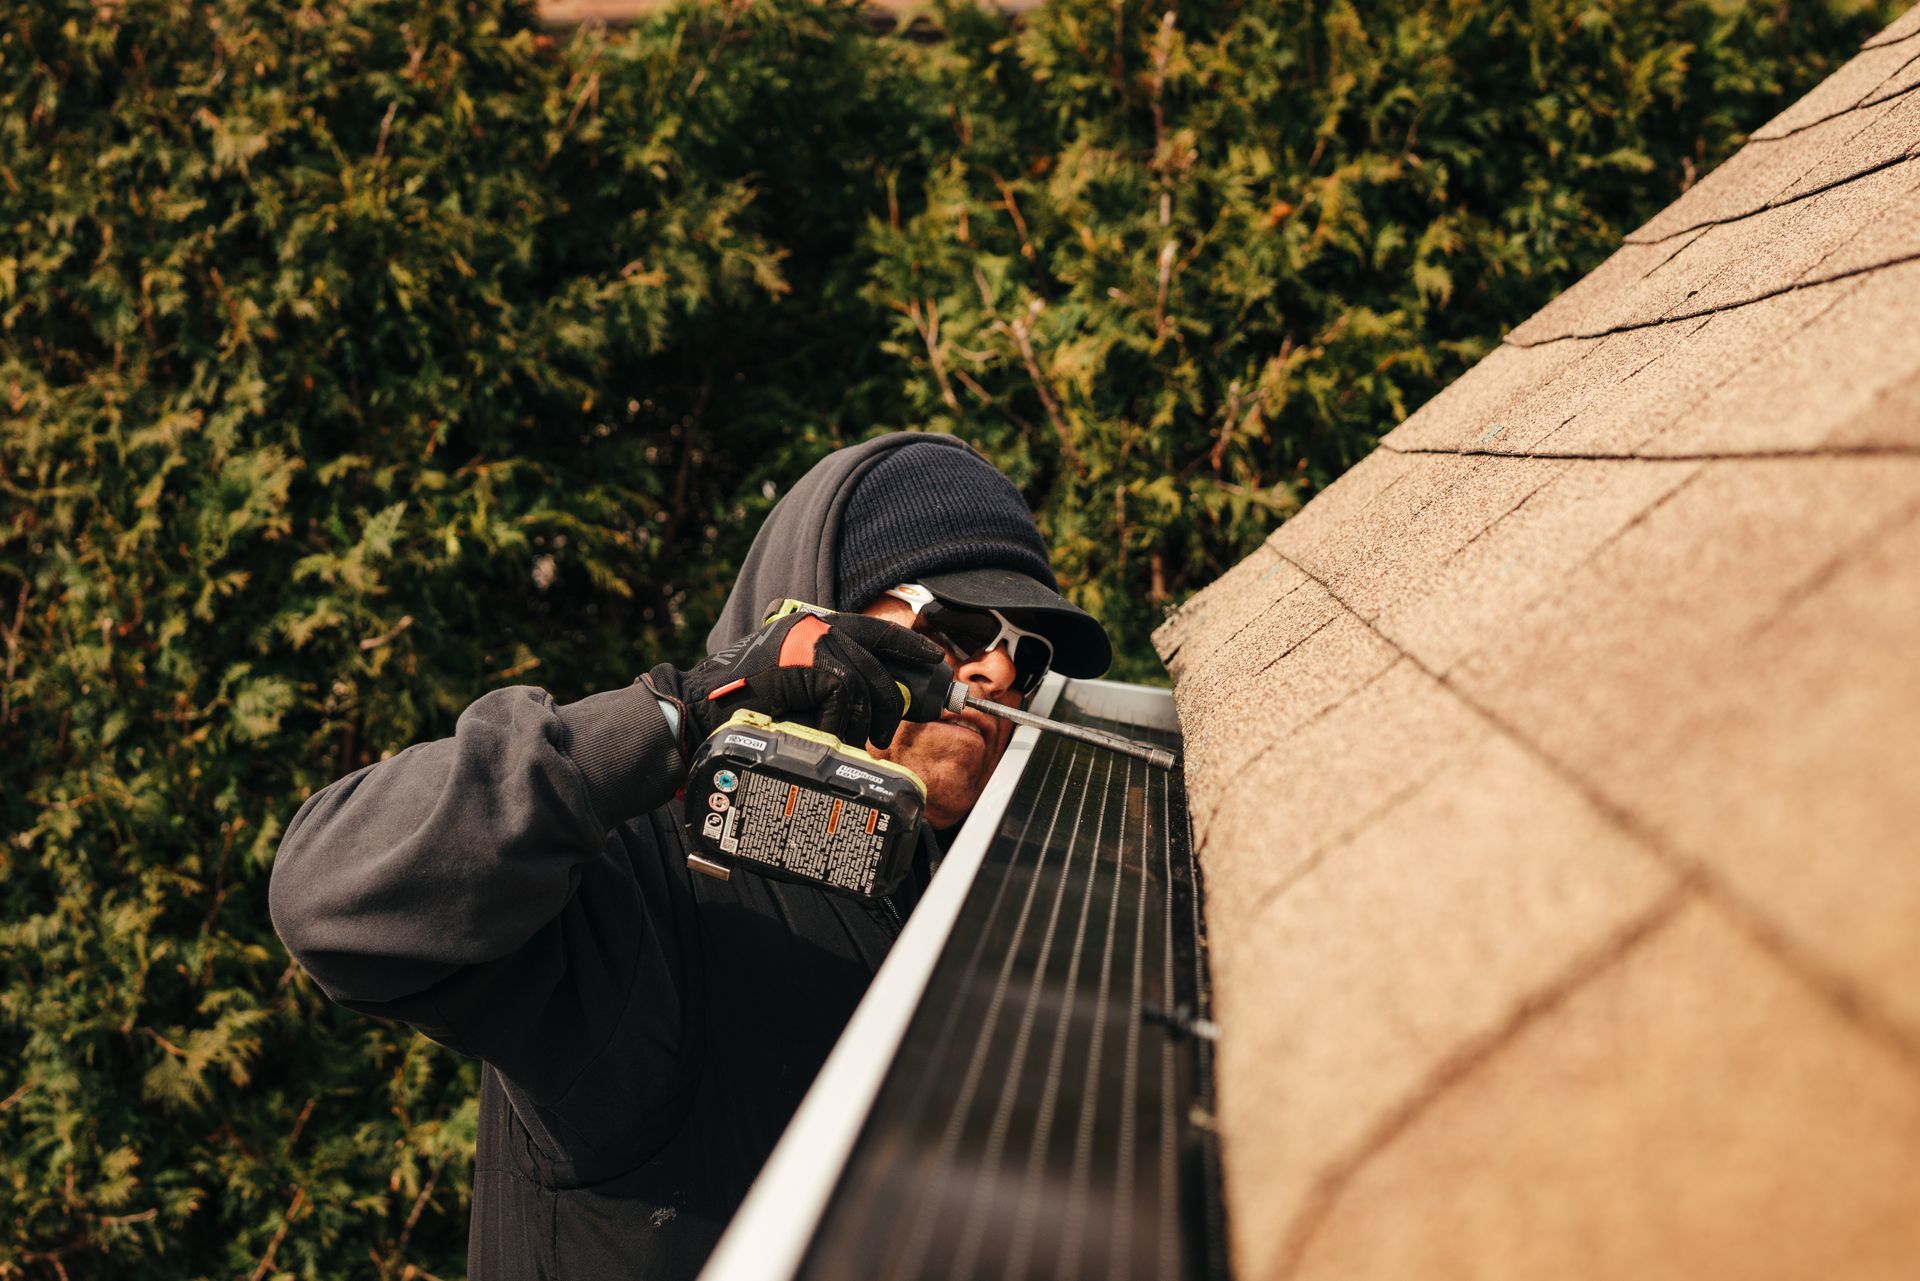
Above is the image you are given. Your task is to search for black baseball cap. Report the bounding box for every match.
[917,566,1112,680]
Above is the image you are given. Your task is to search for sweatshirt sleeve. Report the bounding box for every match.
[268,681,689,1103]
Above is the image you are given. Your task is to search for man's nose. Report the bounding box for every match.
[954,644,1017,699]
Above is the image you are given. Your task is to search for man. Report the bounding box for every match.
[269,432,1111,1279]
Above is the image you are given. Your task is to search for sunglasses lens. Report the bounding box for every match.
[929,611,999,653]
[921,604,1052,696]
[1010,639,1050,696]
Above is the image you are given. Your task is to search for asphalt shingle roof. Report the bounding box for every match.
[1154,10,1920,1278]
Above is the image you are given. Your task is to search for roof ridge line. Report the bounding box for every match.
[1749,53,1920,146]
[1863,11,1920,49]
[1505,245,1920,348]
[1380,443,1920,463]
[1627,130,1919,247]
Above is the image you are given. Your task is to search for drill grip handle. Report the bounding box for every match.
[761,597,956,724]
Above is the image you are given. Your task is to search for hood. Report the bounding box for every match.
[706,431,981,655]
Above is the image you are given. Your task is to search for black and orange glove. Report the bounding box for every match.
[662,608,946,754]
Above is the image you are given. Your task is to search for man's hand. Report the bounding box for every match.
[666,609,945,753]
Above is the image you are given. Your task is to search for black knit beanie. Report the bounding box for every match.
[834,442,1057,611]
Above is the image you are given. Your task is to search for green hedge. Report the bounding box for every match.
[0,0,1891,1274]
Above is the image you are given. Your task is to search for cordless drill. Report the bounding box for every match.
[682,600,1174,899]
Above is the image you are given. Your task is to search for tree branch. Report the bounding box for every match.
[358,615,414,651]
[1000,304,1080,473]
[248,1187,306,1281]
[894,299,960,411]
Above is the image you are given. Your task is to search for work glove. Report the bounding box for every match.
[653,607,946,756]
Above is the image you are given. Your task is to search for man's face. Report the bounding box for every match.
[858,595,1024,829]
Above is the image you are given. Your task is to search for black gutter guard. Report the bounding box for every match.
[701,678,1225,1281]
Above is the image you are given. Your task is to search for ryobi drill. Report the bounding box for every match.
[681,600,1173,900]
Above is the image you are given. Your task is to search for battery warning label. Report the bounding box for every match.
[717,771,892,894]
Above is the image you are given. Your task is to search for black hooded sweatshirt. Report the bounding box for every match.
[270,433,983,1279]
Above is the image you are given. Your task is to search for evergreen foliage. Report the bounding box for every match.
[0,0,1890,1274]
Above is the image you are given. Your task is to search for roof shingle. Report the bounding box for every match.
[1158,8,1920,1275]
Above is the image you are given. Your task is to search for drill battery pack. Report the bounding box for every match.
[684,710,927,900]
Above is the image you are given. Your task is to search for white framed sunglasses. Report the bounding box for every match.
[882,583,1055,699]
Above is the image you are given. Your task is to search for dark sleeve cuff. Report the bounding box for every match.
[555,682,686,830]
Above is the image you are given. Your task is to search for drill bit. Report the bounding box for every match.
[961,693,1178,772]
